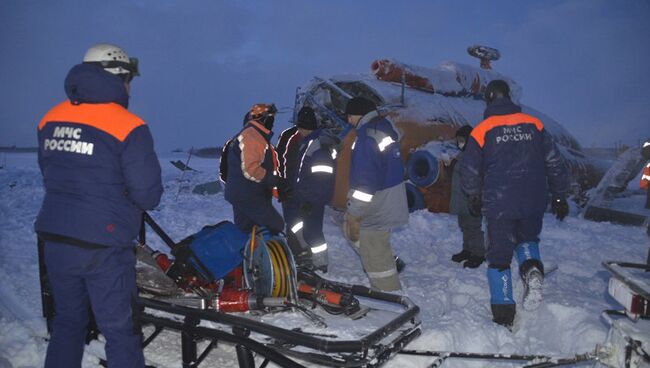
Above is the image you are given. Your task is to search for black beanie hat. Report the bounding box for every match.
[345,97,376,116]
[455,125,473,140]
[484,80,511,103]
[296,106,317,130]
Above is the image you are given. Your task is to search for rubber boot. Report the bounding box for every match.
[516,242,544,311]
[515,242,542,272]
[487,265,516,328]
[463,255,485,269]
[310,243,329,273]
[451,249,471,263]
[294,251,314,271]
[521,260,544,311]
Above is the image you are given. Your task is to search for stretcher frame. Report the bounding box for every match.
[135,213,421,368]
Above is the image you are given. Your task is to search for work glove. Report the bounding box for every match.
[468,195,482,217]
[299,202,313,217]
[276,177,294,202]
[551,197,569,221]
[342,212,360,244]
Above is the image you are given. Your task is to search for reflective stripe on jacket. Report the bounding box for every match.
[224,120,278,205]
[349,112,404,200]
[348,112,408,229]
[295,130,337,206]
[276,126,303,182]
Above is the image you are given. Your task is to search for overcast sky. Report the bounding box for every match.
[1,0,649,151]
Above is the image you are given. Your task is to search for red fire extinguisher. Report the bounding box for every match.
[151,251,173,272]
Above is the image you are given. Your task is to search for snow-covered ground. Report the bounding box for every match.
[0,152,648,368]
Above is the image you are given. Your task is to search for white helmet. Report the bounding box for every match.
[83,43,139,79]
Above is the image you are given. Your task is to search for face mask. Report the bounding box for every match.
[263,115,275,131]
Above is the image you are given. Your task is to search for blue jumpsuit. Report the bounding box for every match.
[293,130,338,269]
[36,63,163,368]
[460,98,569,320]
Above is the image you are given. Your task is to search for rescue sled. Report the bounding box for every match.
[39,212,421,368]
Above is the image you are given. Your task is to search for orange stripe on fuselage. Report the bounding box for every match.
[470,112,544,148]
[38,100,144,142]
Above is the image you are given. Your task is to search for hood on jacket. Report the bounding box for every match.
[483,97,521,119]
[245,120,274,142]
[64,63,129,108]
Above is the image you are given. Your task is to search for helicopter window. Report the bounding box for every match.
[310,83,345,116]
[334,82,383,109]
[312,87,333,108]
[301,80,385,135]
[302,83,347,134]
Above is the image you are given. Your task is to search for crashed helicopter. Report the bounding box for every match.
[294,45,609,213]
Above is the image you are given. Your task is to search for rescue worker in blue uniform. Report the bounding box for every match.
[344,97,409,291]
[276,107,317,256]
[291,126,339,272]
[224,103,288,235]
[449,125,485,268]
[460,80,569,328]
[36,43,163,368]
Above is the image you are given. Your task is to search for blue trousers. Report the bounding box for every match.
[303,204,326,248]
[485,214,543,266]
[458,213,485,257]
[281,198,300,232]
[44,242,144,368]
[282,198,301,253]
[232,198,284,235]
[284,203,326,257]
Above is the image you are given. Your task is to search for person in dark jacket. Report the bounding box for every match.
[641,138,650,237]
[219,112,249,184]
[344,97,409,291]
[460,80,569,328]
[276,107,317,256]
[36,43,162,368]
[224,103,287,235]
[449,125,485,268]
[291,127,339,272]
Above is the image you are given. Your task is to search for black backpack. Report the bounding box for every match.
[219,138,234,183]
